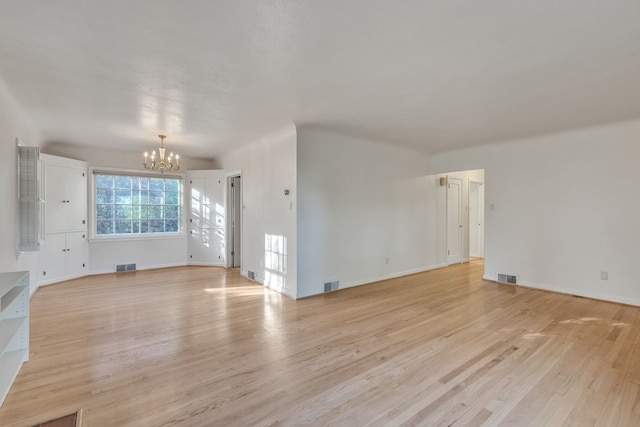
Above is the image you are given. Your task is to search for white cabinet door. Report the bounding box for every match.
[188,173,224,229]
[65,231,88,276]
[45,164,87,233]
[188,228,225,265]
[188,228,211,263]
[42,232,88,283]
[189,177,208,229]
[42,233,67,280]
[65,168,87,232]
[206,177,225,229]
[211,227,225,264]
[45,165,69,234]
[187,171,225,266]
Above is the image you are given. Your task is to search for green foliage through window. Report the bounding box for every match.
[95,174,181,236]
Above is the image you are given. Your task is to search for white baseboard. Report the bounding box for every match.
[337,263,449,293]
[89,261,188,276]
[239,270,297,300]
[187,261,225,267]
[384,263,448,280]
[38,272,87,288]
[483,275,640,307]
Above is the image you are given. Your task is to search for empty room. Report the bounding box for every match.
[1,1,640,426]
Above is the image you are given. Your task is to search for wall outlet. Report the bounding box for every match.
[385,257,389,264]
[600,271,608,280]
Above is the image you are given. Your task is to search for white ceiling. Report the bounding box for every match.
[1,1,640,159]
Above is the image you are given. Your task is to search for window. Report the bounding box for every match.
[93,172,181,237]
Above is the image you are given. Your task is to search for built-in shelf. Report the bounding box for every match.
[0,272,27,303]
[0,317,27,352]
[0,271,29,407]
[1,285,27,312]
[0,348,29,403]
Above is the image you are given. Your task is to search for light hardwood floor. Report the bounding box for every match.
[1,261,640,426]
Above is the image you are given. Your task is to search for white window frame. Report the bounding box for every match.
[89,167,185,241]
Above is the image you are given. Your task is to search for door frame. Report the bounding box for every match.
[224,170,242,269]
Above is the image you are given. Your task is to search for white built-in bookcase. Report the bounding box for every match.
[0,271,29,407]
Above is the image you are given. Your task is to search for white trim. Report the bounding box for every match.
[38,271,87,287]
[384,263,449,280]
[482,275,640,307]
[295,263,448,299]
[238,269,297,300]
[88,166,186,240]
[90,165,183,178]
[187,261,225,267]
[89,261,188,277]
[342,263,448,290]
[89,233,184,243]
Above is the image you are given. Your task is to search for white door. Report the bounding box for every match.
[188,228,210,263]
[230,176,241,268]
[66,168,87,231]
[447,177,463,264]
[45,165,69,233]
[189,177,210,229]
[45,165,86,233]
[469,181,485,258]
[65,231,88,275]
[206,176,225,229]
[42,232,67,280]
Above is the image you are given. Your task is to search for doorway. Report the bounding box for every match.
[447,177,463,265]
[227,174,242,268]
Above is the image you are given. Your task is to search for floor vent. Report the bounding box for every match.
[115,263,137,272]
[323,280,339,292]
[497,273,518,284]
[248,270,256,280]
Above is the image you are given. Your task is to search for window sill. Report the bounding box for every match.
[88,233,185,243]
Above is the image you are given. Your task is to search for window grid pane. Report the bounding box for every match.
[95,174,181,236]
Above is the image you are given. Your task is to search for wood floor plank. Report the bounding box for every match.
[1,261,640,426]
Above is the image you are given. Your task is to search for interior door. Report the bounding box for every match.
[469,181,485,258]
[447,177,462,264]
[230,176,241,268]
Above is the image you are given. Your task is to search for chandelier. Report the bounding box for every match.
[143,134,180,172]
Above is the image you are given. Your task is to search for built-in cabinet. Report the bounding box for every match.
[41,155,89,285]
[42,232,89,282]
[0,271,29,407]
[187,170,225,266]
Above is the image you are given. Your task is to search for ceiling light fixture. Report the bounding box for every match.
[143,134,180,172]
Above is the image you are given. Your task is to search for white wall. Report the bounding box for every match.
[89,238,187,274]
[432,119,640,306]
[43,142,219,170]
[40,143,218,275]
[0,78,45,293]
[431,169,485,264]
[220,125,297,298]
[296,127,439,298]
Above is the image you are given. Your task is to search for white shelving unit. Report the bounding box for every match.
[0,271,29,407]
